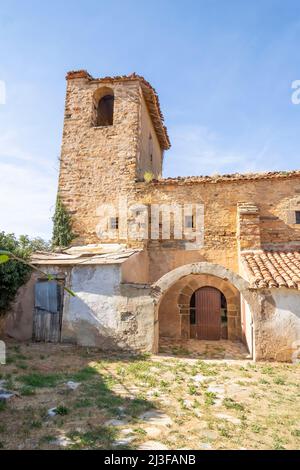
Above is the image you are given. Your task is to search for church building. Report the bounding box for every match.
[5,70,300,362]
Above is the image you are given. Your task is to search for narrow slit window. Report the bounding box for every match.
[149,134,153,164]
[296,211,300,224]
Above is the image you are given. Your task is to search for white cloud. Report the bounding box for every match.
[164,124,276,177]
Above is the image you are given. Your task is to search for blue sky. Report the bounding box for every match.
[0,0,300,239]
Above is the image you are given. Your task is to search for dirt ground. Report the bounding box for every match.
[0,339,299,450]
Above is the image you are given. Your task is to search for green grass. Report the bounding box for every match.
[196,360,218,376]
[259,378,269,385]
[0,401,7,412]
[74,398,93,408]
[188,384,197,395]
[3,377,14,390]
[274,377,285,385]
[19,372,62,388]
[28,420,42,429]
[55,405,69,416]
[20,386,36,396]
[126,397,154,417]
[67,426,117,449]
[204,391,217,405]
[251,424,263,433]
[126,361,153,376]
[272,436,286,450]
[39,434,57,444]
[16,362,28,370]
[83,379,125,413]
[133,427,146,436]
[1,342,299,450]
[223,398,245,412]
[70,366,98,382]
[261,365,275,376]
[218,427,231,438]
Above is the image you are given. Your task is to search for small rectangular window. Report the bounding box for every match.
[110,217,119,230]
[185,215,195,229]
[296,211,300,224]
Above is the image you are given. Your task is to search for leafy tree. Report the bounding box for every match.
[0,232,75,316]
[18,235,51,254]
[0,232,50,314]
[52,195,76,248]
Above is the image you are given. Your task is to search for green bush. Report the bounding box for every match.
[52,195,76,248]
[0,232,50,315]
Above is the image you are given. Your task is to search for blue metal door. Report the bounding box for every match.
[33,280,63,342]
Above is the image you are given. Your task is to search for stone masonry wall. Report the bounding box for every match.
[132,174,300,282]
[58,74,142,245]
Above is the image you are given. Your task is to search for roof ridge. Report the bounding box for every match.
[146,170,300,185]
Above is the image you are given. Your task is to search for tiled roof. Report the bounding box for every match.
[241,251,300,290]
[136,170,300,185]
[66,70,171,150]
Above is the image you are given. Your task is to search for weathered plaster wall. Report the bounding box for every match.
[254,288,300,362]
[4,272,38,341]
[62,265,122,347]
[62,264,155,351]
[138,93,162,180]
[3,263,155,352]
[121,250,149,284]
[241,297,253,356]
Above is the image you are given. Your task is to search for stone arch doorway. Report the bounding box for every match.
[190,287,227,340]
[158,273,241,342]
[152,262,258,358]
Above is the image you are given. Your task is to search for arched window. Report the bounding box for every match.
[97,94,114,126]
[92,87,114,127]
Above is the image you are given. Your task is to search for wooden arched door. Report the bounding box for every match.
[190,287,222,340]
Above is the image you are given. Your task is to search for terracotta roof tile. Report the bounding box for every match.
[241,250,300,290]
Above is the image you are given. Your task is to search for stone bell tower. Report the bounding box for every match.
[58,70,170,245]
